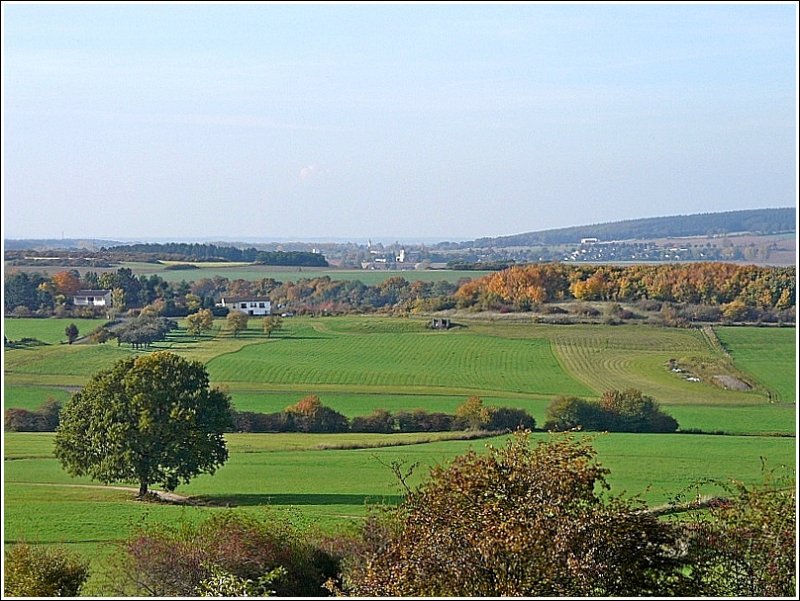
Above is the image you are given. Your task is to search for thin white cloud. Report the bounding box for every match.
[299,164,323,181]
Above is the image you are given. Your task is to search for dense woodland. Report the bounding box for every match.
[456,263,795,314]
[4,262,794,325]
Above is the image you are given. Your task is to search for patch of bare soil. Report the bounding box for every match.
[711,375,752,391]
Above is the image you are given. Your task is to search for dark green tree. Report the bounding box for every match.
[65,323,79,344]
[54,352,231,497]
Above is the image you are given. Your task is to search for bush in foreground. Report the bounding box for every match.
[109,512,338,597]
[684,470,796,596]
[342,433,692,596]
[3,543,89,597]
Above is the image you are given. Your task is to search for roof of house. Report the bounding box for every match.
[74,289,111,296]
[220,296,272,303]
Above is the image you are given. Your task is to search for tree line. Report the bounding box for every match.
[5,393,536,436]
[4,262,795,323]
[8,386,680,436]
[232,395,536,434]
[103,243,329,266]
[455,262,795,313]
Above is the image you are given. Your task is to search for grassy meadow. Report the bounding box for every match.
[3,313,796,593]
[714,326,796,402]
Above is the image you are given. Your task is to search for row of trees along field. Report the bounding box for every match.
[455,263,795,310]
[4,262,795,321]
[4,244,330,266]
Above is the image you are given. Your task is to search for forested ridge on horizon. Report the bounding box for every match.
[462,207,796,248]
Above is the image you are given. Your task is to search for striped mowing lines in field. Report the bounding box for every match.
[548,325,762,404]
[206,330,593,398]
[3,344,137,386]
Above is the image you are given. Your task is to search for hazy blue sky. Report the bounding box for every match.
[2,3,797,241]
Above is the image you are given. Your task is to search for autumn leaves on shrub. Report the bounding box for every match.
[340,433,795,597]
[107,513,338,597]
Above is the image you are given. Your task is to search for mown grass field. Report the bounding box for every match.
[3,313,795,594]
[4,316,795,433]
[4,430,794,594]
[714,326,796,402]
[3,318,105,345]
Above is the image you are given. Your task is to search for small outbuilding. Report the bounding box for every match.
[429,318,452,330]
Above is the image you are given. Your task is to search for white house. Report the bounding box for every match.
[73,289,112,307]
[218,297,272,316]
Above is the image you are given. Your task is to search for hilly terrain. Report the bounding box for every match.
[460,207,796,248]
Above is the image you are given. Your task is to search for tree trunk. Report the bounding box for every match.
[138,479,149,498]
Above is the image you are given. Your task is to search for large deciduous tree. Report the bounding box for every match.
[54,352,232,498]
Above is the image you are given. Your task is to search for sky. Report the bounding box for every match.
[2,2,797,242]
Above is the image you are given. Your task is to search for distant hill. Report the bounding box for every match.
[461,208,796,248]
[3,238,124,251]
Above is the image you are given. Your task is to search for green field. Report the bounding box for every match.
[4,430,794,594]
[3,318,107,345]
[2,385,73,411]
[4,316,796,434]
[3,314,795,594]
[714,326,796,402]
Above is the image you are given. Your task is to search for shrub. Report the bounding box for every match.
[486,406,536,431]
[351,409,395,433]
[343,433,692,596]
[395,409,454,433]
[4,408,40,432]
[599,388,679,433]
[544,390,678,433]
[683,470,796,596]
[453,396,491,430]
[284,396,349,433]
[4,399,62,432]
[543,396,603,431]
[3,543,89,597]
[110,512,339,597]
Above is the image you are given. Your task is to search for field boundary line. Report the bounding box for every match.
[701,326,729,357]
